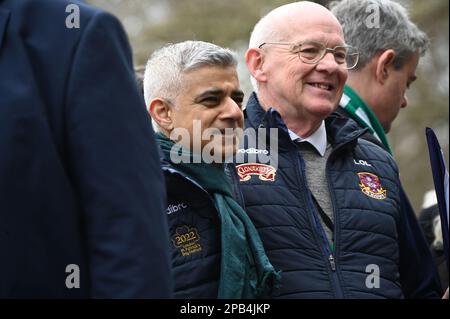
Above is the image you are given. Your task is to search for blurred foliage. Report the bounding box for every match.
[88,0,449,213]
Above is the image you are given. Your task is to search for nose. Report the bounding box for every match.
[401,94,408,109]
[315,52,341,73]
[221,97,243,123]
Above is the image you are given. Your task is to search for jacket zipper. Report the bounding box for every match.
[296,153,344,298]
[329,254,336,271]
[323,139,362,298]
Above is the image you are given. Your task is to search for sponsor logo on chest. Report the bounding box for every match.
[354,159,372,167]
[236,163,276,182]
[166,202,188,215]
[237,148,269,155]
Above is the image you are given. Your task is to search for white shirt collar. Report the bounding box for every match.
[288,121,327,157]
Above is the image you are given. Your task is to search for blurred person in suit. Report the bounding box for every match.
[0,0,172,298]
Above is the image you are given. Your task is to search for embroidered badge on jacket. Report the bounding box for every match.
[236,163,276,182]
[357,172,387,200]
[172,225,202,256]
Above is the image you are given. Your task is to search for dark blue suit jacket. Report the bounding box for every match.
[0,0,172,298]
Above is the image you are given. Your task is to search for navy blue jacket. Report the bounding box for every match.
[236,93,441,298]
[161,147,245,298]
[0,0,171,298]
[162,164,221,298]
[336,105,445,296]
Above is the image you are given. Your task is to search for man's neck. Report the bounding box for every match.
[346,71,375,110]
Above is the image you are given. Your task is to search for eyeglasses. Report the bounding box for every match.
[258,41,360,70]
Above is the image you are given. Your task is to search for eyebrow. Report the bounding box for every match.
[194,88,244,102]
[231,90,245,99]
[194,89,223,102]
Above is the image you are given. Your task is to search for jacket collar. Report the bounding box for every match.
[244,92,293,150]
[325,112,368,151]
[334,107,386,150]
[244,92,368,152]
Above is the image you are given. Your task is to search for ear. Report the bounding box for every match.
[245,48,267,83]
[148,98,174,132]
[375,49,396,84]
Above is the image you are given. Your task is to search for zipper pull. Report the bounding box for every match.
[329,254,336,271]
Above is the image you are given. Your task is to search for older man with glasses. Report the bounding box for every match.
[235,1,441,298]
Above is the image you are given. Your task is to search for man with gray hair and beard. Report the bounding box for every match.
[144,40,279,298]
[236,1,441,298]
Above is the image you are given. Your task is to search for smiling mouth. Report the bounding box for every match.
[307,83,335,91]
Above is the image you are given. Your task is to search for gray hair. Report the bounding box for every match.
[330,0,429,70]
[143,41,238,109]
